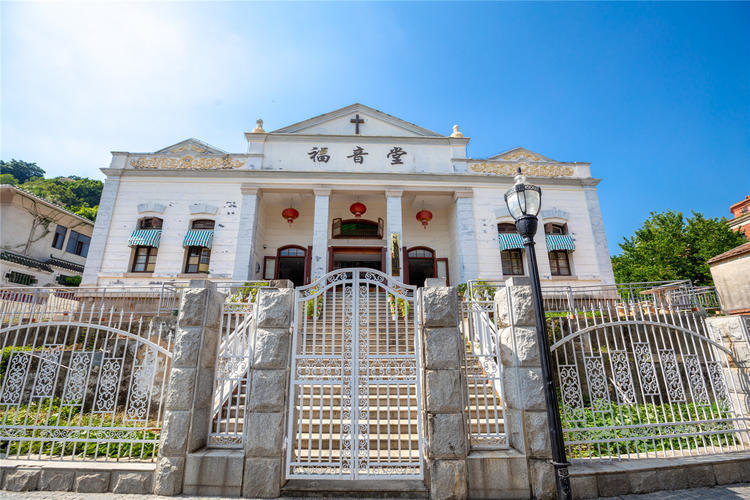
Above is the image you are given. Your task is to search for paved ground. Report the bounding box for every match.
[2,484,750,499]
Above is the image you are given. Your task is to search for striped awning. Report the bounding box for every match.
[546,234,575,251]
[128,229,161,248]
[183,230,213,248]
[498,233,524,251]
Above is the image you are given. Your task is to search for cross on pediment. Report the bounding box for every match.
[350,114,365,134]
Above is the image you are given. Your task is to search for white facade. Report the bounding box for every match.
[0,185,94,286]
[82,103,615,288]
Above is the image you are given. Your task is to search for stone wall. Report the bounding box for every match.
[494,277,555,500]
[421,286,469,500]
[242,287,294,497]
[154,280,224,495]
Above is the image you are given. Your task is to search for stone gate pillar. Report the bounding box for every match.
[421,286,469,500]
[154,281,224,495]
[242,287,294,497]
[495,277,555,499]
[707,315,750,439]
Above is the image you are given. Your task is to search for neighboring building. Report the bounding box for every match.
[82,103,615,288]
[708,241,750,315]
[729,195,750,239]
[0,184,94,287]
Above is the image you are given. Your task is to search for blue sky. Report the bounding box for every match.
[2,1,748,255]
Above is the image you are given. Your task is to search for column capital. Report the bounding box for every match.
[313,188,331,197]
[453,189,473,200]
[385,188,403,198]
[240,184,261,196]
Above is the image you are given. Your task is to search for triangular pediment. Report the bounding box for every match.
[270,103,444,137]
[154,138,226,155]
[488,147,554,162]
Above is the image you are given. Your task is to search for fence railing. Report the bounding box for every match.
[547,301,750,461]
[541,280,722,314]
[0,284,187,327]
[0,285,175,461]
[459,299,507,449]
[208,282,269,448]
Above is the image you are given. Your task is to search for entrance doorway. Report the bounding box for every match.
[277,245,306,286]
[406,246,435,287]
[330,247,385,272]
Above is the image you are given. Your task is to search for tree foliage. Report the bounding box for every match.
[0,159,45,184]
[0,173,19,185]
[611,210,746,286]
[19,176,103,221]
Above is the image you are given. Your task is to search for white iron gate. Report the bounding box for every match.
[285,268,423,480]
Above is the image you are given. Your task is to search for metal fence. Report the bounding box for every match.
[208,282,269,448]
[542,280,722,314]
[0,285,176,461]
[459,299,507,449]
[0,284,186,326]
[547,301,750,461]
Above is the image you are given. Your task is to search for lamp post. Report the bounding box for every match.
[504,168,571,500]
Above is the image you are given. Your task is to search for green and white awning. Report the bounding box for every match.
[183,230,213,248]
[128,229,161,248]
[498,233,524,251]
[545,234,575,251]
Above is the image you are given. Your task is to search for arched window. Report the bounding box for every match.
[545,223,567,235]
[497,223,524,276]
[183,219,214,274]
[544,223,571,276]
[279,246,306,257]
[191,219,215,230]
[138,217,163,230]
[408,247,434,259]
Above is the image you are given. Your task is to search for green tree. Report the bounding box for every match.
[0,173,18,185]
[19,176,103,221]
[0,159,45,183]
[612,210,746,286]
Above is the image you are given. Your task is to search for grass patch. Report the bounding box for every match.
[0,398,159,459]
[562,401,737,458]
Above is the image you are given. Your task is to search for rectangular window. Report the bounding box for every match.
[52,225,67,249]
[185,246,211,273]
[549,250,571,276]
[501,249,524,276]
[132,246,158,272]
[263,257,276,280]
[66,230,91,257]
[6,271,36,285]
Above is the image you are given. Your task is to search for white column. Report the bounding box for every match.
[232,185,261,281]
[311,189,331,280]
[583,181,615,284]
[385,189,403,278]
[81,171,121,285]
[454,190,480,282]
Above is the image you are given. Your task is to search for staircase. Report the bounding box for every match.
[209,287,506,456]
[289,289,421,475]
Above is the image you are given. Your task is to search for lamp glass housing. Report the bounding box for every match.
[504,172,542,220]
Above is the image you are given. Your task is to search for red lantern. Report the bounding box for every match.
[281,207,299,226]
[350,202,367,218]
[416,209,433,229]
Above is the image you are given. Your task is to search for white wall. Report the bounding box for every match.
[97,178,242,284]
[473,185,611,286]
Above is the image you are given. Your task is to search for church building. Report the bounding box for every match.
[81,103,614,288]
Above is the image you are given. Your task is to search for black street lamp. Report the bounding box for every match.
[504,168,572,500]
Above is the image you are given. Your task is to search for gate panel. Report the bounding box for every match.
[286,268,423,480]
